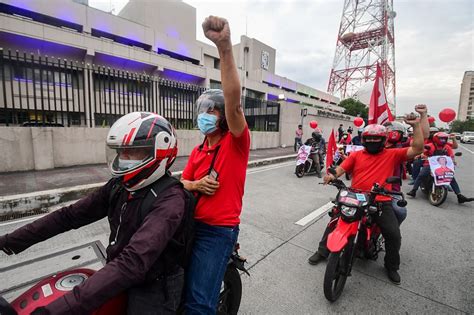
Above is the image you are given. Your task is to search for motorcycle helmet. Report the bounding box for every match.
[106,112,178,191]
[432,132,449,147]
[361,124,387,154]
[312,131,322,142]
[195,89,228,131]
[429,126,439,140]
[383,121,407,144]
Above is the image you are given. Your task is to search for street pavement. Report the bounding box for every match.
[0,144,473,314]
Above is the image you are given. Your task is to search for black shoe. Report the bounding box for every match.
[406,190,416,197]
[316,173,322,178]
[457,194,474,204]
[386,268,401,285]
[308,252,326,265]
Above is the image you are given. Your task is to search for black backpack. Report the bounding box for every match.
[108,173,196,273]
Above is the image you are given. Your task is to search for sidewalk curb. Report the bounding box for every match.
[0,154,296,219]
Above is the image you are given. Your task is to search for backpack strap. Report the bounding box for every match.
[138,173,182,223]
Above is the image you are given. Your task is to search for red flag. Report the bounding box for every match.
[368,64,394,125]
[326,129,337,173]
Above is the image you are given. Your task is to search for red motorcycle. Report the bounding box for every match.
[322,169,406,302]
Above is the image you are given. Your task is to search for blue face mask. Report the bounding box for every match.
[197,113,218,135]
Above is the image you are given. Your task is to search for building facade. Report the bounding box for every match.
[458,71,474,121]
[0,0,347,130]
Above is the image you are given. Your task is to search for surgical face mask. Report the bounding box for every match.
[118,158,142,171]
[363,141,385,154]
[197,113,218,135]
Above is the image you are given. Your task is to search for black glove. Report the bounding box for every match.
[0,235,14,255]
[31,307,50,315]
[0,296,17,315]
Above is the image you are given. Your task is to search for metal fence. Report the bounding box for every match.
[0,49,280,131]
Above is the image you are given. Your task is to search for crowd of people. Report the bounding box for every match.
[0,15,472,315]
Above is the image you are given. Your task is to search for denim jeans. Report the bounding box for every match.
[411,158,423,180]
[413,166,461,194]
[185,221,239,315]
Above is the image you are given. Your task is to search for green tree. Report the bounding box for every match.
[449,119,474,133]
[338,98,368,119]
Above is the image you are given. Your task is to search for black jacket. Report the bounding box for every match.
[0,179,185,314]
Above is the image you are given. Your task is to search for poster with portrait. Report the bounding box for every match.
[428,155,455,186]
[345,145,364,153]
[296,145,312,166]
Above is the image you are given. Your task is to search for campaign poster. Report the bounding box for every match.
[428,155,455,186]
[296,145,312,166]
[345,145,364,153]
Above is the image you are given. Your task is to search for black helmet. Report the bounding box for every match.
[312,131,322,141]
[195,89,228,131]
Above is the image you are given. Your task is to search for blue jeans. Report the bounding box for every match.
[412,158,423,180]
[185,221,239,315]
[392,196,407,225]
[413,166,461,194]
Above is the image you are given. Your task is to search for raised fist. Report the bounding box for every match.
[414,104,428,116]
[404,112,420,126]
[202,16,231,49]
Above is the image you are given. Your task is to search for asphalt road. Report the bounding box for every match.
[1,144,473,314]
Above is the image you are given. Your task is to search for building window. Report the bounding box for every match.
[210,80,222,90]
[213,58,220,70]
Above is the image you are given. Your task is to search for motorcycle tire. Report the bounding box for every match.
[295,164,305,178]
[323,241,353,302]
[217,266,242,315]
[428,186,448,206]
[345,173,351,181]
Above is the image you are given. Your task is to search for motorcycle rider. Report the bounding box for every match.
[0,113,186,314]
[308,111,424,284]
[351,129,363,145]
[304,131,326,177]
[180,16,250,314]
[407,132,474,203]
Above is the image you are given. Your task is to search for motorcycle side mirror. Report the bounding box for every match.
[385,176,401,185]
[328,168,337,175]
[397,199,408,207]
[455,152,462,157]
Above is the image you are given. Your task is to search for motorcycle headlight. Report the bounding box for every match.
[340,205,357,217]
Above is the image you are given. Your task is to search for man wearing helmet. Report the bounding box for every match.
[0,113,187,314]
[308,109,425,284]
[303,131,326,177]
[180,16,250,314]
[407,131,473,203]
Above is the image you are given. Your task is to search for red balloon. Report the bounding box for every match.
[309,121,318,129]
[439,108,456,123]
[354,117,364,127]
[428,116,435,124]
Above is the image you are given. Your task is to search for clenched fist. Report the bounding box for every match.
[202,16,231,50]
[414,104,428,117]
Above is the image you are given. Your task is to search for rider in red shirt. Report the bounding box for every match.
[407,132,473,203]
[308,111,424,285]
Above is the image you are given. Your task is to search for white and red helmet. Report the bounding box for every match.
[106,112,178,191]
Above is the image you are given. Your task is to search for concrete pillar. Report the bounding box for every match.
[31,127,55,170]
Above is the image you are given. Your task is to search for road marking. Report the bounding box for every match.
[459,144,474,154]
[247,161,294,175]
[295,201,334,226]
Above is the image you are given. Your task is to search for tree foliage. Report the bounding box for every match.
[449,119,474,133]
[339,98,368,119]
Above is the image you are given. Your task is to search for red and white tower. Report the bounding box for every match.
[328,0,396,113]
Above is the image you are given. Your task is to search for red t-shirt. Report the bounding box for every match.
[340,147,409,201]
[182,126,251,226]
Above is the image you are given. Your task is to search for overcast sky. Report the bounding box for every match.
[90,0,473,123]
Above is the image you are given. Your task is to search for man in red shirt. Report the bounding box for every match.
[407,132,473,203]
[180,16,250,314]
[308,111,424,284]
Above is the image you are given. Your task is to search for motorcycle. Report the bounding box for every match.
[419,151,462,206]
[0,242,248,315]
[295,143,325,178]
[322,169,407,302]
